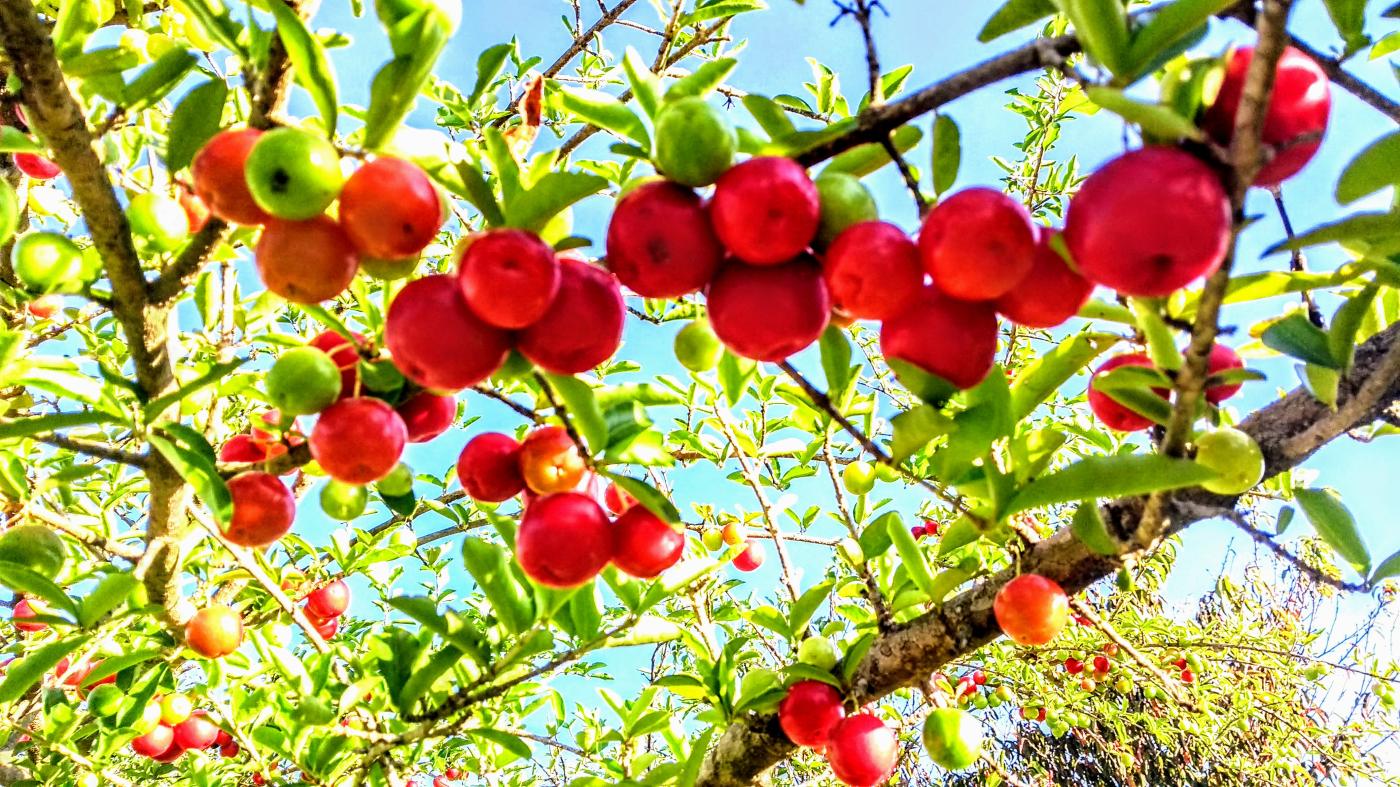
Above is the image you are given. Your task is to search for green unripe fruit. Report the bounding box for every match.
[127,193,191,251]
[675,320,723,373]
[796,636,839,672]
[1194,427,1264,495]
[1185,652,1204,673]
[77,246,102,284]
[244,127,344,220]
[360,255,420,280]
[814,171,878,247]
[994,686,1014,703]
[653,97,737,188]
[320,480,369,521]
[842,461,877,496]
[1114,676,1133,693]
[0,524,66,579]
[972,693,988,709]
[701,528,724,551]
[874,462,900,483]
[377,462,414,497]
[0,178,17,246]
[922,708,983,770]
[267,346,342,415]
[12,232,85,294]
[87,683,123,717]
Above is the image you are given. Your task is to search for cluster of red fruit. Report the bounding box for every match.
[1088,343,1245,431]
[1063,647,1118,692]
[130,695,237,763]
[456,426,684,587]
[301,578,351,640]
[777,680,898,787]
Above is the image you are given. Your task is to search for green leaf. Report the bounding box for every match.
[1084,86,1204,142]
[717,351,755,406]
[603,473,681,524]
[176,0,243,54]
[143,358,246,423]
[788,580,834,637]
[1299,363,1340,408]
[1092,365,1174,426]
[1070,502,1120,556]
[467,728,532,760]
[928,566,975,604]
[1262,313,1338,369]
[1003,454,1220,516]
[1370,549,1400,586]
[679,0,765,26]
[1276,505,1295,535]
[1265,211,1400,254]
[666,58,739,103]
[505,172,607,233]
[619,47,664,120]
[396,644,460,713]
[0,561,78,617]
[543,374,606,454]
[1125,0,1237,78]
[823,125,923,178]
[148,424,232,525]
[1328,283,1379,373]
[555,87,651,149]
[470,43,514,105]
[890,404,952,464]
[818,326,852,397]
[1294,488,1369,576]
[0,635,88,704]
[743,94,796,139]
[460,538,534,635]
[363,14,449,150]
[386,597,487,661]
[0,127,44,155]
[1336,131,1400,204]
[1054,0,1130,76]
[122,49,197,114]
[679,726,716,787]
[79,648,159,687]
[1322,0,1368,54]
[77,571,137,628]
[52,0,103,61]
[889,511,938,601]
[858,512,894,561]
[267,1,339,135]
[1010,332,1118,420]
[452,161,506,227]
[979,0,1056,42]
[931,114,961,195]
[165,79,228,172]
[0,411,121,440]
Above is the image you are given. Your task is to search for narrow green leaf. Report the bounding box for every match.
[555,87,651,149]
[460,538,534,634]
[79,648,159,687]
[363,14,449,150]
[1295,487,1370,576]
[1328,283,1379,373]
[858,512,894,561]
[1010,332,1118,420]
[678,726,716,787]
[77,571,137,628]
[1085,86,1204,141]
[0,635,89,704]
[1262,313,1338,369]
[931,114,961,195]
[603,473,681,524]
[396,644,461,713]
[1056,0,1130,76]
[1370,549,1400,586]
[467,728,532,760]
[1125,0,1237,78]
[52,0,103,61]
[788,579,834,636]
[743,94,796,139]
[928,566,975,604]
[122,49,197,113]
[267,1,339,135]
[889,511,938,600]
[452,161,506,227]
[165,79,228,172]
[1265,211,1400,254]
[0,561,78,616]
[823,125,923,178]
[1276,505,1295,535]
[1004,454,1220,516]
[543,374,606,454]
[1070,502,1120,555]
[0,128,44,155]
[622,47,663,120]
[717,351,755,406]
[470,43,514,105]
[0,411,121,441]
[148,425,232,524]
[818,326,853,397]
[890,404,952,464]
[143,358,246,423]
[505,172,607,234]
[678,0,765,26]
[978,0,1056,42]
[665,58,739,103]
[1336,131,1400,204]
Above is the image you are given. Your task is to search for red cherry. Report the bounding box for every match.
[253,774,266,785]
[1065,147,1230,297]
[311,397,407,484]
[824,714,898,787]
[1204,343,1245,404]
[706,257,830,362]
[603,482,636,515]
[709,157,820,265]
[153,740,186,763]
[26,294,62,319]
[517,257,625,375]
[255,215,360,304]
[14,152,61,180]
[433,778,450,787]
[308,330,365,400]
[339,156,444,259]
[457,228,561,329]
[910,525,925,539]
[822,221,923,321]
[515,492,613,588]
[612,506,685,579]
[131,725,175,758]
[1180,668,1195,684]
[994,574,1070,646]
[385,275,512,391]
[308,611,339,639]
[1064,658,1084,674]
[191,129,271,226]
[220,741,239,757]
[994,229,1094,328]
[219,434,271,464]
[185,606,244,659]
[923,520,941,536]
[1203,45,1331,187]
[177,183,211,233]
[396,392,456,443]
[445,768,461,779]
[225,472,295,547]
[733,540,765,572]
[880,286,998,391]
[172,714,218,750]
[1172,657,1188,669]
[605,181,723,297]
[13,598,47,632]
[457,432,527,502]
[214,729,233,747]
[1087,353,1166,432]
[972,670,986,686]
[778,680,846,748]
[919,187,1036,301]
[305,579,350,619]
[1092,655,1111,674]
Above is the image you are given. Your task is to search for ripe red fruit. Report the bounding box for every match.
[311,397,407,484]
[396,392,456,443]
[517,257,625,375]
[1204,343,1244,404]
[919,187,1036,301]
[214,729,232,747]
[308,330,364,400]
[603,482,635,515]
[255,215,360,304]
[910,525,926,539]
[515,492,613,588]
[1065,147,1231,297]
[519,426,586,495]
[13,598,46,632]
[1180,668,1195,683]
[1064,658,1084,674]
[177,184,210,233]
[822,221,923,321]
[778,680,846,747]
[225,472,295,547]
[824,714,898,787]
[338,156,444,259]
[153,740,186,763]
[220,741,239,757]
[218,433,281,464]
[1103,643,1120,657]
[993,574,1070,646]
[880,286,998,391]
[972,670,987,686]
[305,579,350,619]
[14,152,61,180]
[457,432,527,502]
[445,768,461,779]
[612,506,685,579]
[994,229,1094,327]
[709,157,820,265]
[433,778,450,787]
[457,228,561,329]
[26,294,62,319]
[191,129,271,225]
[706,257,830,362]
[1088,353,1166,432]
[1172,657,1188,669]
[733,540,765,572]
[386,278,511,388]
[131,725,175,758]
[308,612,339,639]
[1092,655,1111,674]
[605,181,723,297]
[185,606,244,658]
[172,715,218,750]
[1204,45,1331,187]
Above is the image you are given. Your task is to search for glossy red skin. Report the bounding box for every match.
[153,741,186,763]
[311,397,407,484]
[309,612,339,639]
[822,221,923,321]
[706,257,830,362]
[1204,46,1331,187]
[131,725,175,758]
[605,181,723,297]
[225,472,295,547]
[824,714,898,787]
[220,741,239,757]
[1064,658,1084,674]
[172,715,219,750]
[457,432,527,502]
[520,426,586,495]
[1180,669,1195,683]
[309,330,365,400]
[517,258,625,375]
[385,275,511,391]
[612,506,685,579]
[433,778,450,787]
[1088,353,1165,432]
[185,606,244,658]
[919,187,1036,301]
[457,228,561,328]
[604,482,635,515]
[733,540,765,572]
[191,129,271,226]
[13,598,46,632]
[396,391,456,443]
[995,229,1094,328]
[305,579,350,619]
[177,185,210,233]
[219,433,279,464]
[1092,655,1111,674]
[255,215,360,304]
[515,492,613,588]
[26,294,62,319]
[445,768,461,779]
[993,574,1069,646]
[880,286,998,390]
[710,157,820,265]
[15,153,61,180]
[214,729,232,747]
[1065,148,1231,297]
[339,157,444,259]
[778,680,846,748]
[1204,343,1244,404]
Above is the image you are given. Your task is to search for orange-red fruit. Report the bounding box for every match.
[14,153,61,180]
[308,612,339,639]
[880,286,998,391]
[733,540,765,572]
[185,606,244,659]
[995,229,1094,328]
[191,129,271,226]
[519,426,586,496]
[709,157,820,265]
[778,680,846,748]
[310,397,407,484]
[308,330,364,400]
[27,294,62,319]
[706,257,830,362]
[172,714,219,750]
[919,187,1036,301]
[255,216,359,304]
[517,257,625,375]
[824,714,898,787]
[225,472,295,547]
[603,482,635,515]
[822,221,923,321]
[993,574,1069,646]
[1087,353,1165,432]
[457,432,527,502]
[131,724,175,758]
[1203,46,1331,187]
[385,274,511,391]
[177,184,210,233]
[1204,343,1244,404]
[456,228,561,329]
[396,392,456,443]
[13,598,46,632]
[515,492,613,588]
[1065,148,1230,297]
[612,506,685,579]
[339,156,444,259]
[605,181,723,297]
[305,579,350,619]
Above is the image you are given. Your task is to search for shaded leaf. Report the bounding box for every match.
[1295,488,1369,576]
[1004,455,1220,516]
